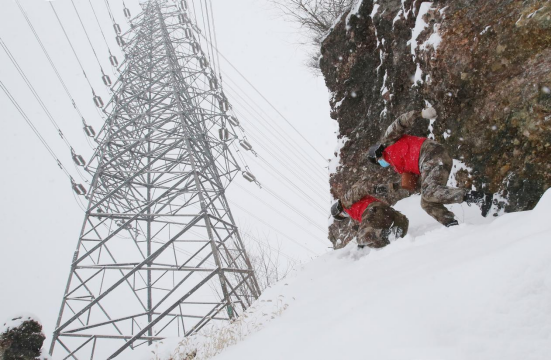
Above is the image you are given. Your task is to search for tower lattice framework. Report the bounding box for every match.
[51,1,260,359]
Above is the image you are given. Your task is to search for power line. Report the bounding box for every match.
[206,0,222,80]
[87,0,116,58]
[162,210,302,266]
[233,182,326,236]
[262,184,327,234]
[216,76,327,193]
[187,12,327,175]
[48,2,97,96]
[187,7,330,239]
[230,99,328,196]
[233,118,329,202]
[223,76,327,179]
[70,0,108,77]
[250,154,327,214]
[14,0,101,147]
[103,0,116,24]
[250,153,327,213]
[196,0,213,66]
[240,230,301,265]
[189,0,201,33]
[231,109,328,200]
[0,80,81,189]
[194,29,328,162]
[229,198,321,256]
[201,0,219,78]
[0,36,86,167]
[122,1,132,26]
[238,150,325,232]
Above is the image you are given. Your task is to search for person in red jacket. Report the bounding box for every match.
[367,107,493,227]
[331,181,409,248]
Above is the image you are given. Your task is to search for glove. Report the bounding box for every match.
[421,107,437,119]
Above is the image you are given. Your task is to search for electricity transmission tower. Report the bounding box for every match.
[50,1,260,358]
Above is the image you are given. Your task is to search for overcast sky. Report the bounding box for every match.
[0,0,336,352]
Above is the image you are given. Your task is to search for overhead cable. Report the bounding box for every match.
[0,80,85,195]
[194,29,328,162]
[0,37,86,166]
[49,2,97,96]
[69,0,108,77]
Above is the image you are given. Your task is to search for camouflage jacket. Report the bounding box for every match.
[341,179,408,209]
[380,110,420,145]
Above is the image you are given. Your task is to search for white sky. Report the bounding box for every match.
[0,0,336,352]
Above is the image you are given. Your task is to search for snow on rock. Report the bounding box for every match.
[334,96,345,109]
[427,119,436,138]
[480,25,492,35]
[380,70,388,95]
[210,191,551,359]
[422,24,443,52]
[527,6,545,19]
[409,2,433,55]
[1,314,45,360]
[370,3,380,18]
[376,49,384,72]
[345,0,368,32]
[447,159,473,188]
[1,314,41,334]
[413,63,424,85]
[401,0,411,19]
[424,100,436,138]
[392,9,403,25]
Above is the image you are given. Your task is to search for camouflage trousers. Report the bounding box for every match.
[357,202,409,248]
[418,140,468,225]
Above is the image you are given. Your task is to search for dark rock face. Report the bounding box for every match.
[0,318,45,360]
[321,0,551,247]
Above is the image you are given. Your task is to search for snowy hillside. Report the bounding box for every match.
[142,190,551,359]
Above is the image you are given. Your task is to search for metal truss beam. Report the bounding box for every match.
[51,1,260,359]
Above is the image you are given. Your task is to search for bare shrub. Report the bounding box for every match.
[164,296,290,360]
[269,0,355,72]
[243,232,296,292]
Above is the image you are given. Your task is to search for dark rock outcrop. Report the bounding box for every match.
[322,0,551,247]
[0,317,45,360]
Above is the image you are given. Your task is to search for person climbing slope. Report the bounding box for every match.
[367,107,493,227]
[331,181,409,248]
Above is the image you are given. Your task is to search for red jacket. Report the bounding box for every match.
[344,195,380,222]
[383,135,427,174]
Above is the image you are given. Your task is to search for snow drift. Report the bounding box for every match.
[139,190,551,359]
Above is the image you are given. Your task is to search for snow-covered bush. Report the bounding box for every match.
[0,316,45,360]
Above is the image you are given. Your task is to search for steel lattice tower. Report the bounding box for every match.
[50,1,260,359]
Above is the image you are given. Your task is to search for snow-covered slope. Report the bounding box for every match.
[145,191,551,360]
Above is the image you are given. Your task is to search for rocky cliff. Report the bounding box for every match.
[322,0,551,248]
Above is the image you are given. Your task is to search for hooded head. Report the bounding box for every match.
[367,143,386,165]
[331,200,348,221]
